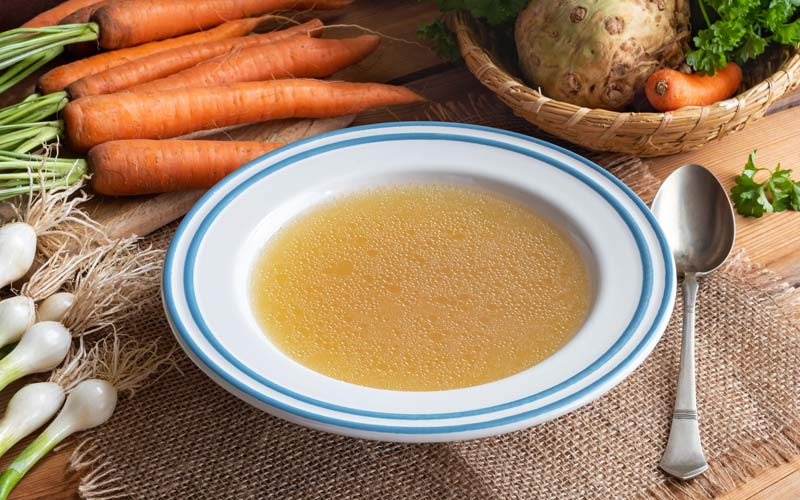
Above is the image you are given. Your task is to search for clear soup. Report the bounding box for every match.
[251,184,591,391]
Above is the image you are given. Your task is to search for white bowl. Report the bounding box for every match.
[163,122,675,442]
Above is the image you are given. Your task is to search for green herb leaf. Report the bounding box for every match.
[733,27,768,63]
[771,18,800,45]
[732,151,770,217]
[789,181,800,210]
[689,0,800,74]
[417,20,461,63]
[417,0,529,62]
[731,150,800,217]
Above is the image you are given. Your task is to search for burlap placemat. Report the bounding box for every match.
[67,102,800,500]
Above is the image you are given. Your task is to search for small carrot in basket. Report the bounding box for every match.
[646,62,742,112]
[129,34,380,93]
[64,79,424,151]
[38,16,273,95]
[67,19,324,98]
[89,140,285,195]
[94,0,353,49]
[20,0,102,28]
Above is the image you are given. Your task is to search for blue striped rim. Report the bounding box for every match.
[164,122,675,435]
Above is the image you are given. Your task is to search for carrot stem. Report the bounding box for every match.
[0,92,68,125]
[0,47,63,95]
[0,24,98,87]
[0,151,85,201]
[9,125,62,154]
[0,126,51,148]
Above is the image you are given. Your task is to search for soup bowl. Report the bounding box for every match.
[163,122,675,442]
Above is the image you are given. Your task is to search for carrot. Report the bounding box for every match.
[646,62,743,112]
[128,34,379,94]
[89,139,284,195]
[93,0,352,49]
[65,79,424,151]
[21,0,101,27]
[60,2,113,58]
[59,0,111,24]
[67,20,324,98]
[38,16,271,95]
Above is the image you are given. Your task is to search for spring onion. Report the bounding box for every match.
[0,383,64,459]
[0,222,37,288]
[0,296,34,347]
[36,292,75,322]
[0,321,71,392]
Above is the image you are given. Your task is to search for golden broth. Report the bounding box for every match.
[250,184,591,391]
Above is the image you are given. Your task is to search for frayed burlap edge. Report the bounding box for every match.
[641,252,800,500]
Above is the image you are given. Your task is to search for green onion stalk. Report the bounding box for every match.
[0,150,86,201]
[0,24,98,96]
[0,93,67,153]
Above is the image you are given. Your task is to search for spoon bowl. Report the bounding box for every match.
[652,164,735,275]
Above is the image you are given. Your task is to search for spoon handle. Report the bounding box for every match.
[659,273,708,480]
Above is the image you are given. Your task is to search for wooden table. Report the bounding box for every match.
[3,1,800,498]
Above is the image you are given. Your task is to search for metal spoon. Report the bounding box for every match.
[651,164,735,480]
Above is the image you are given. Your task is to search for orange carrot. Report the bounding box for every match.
[646,63,743,111]
[38,15,271,94]
[89,139,284,195]
[65,79,424,151]
[21,0,101,27]
[60,2,112,58]
[67,20,324,98]
[59,0,111,24]
[128,34,379,94]
[93,0,352,48]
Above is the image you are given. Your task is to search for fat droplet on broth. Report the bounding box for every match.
[250,184,591,391]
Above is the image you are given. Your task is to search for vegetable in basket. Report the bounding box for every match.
[515,0,690,110]
[418,0,691,110]
[646,61,742,111]
[420,1,800,111]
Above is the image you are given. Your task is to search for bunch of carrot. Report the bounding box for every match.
[0,0,424,197]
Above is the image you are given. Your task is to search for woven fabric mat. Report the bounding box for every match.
[70,103,800,500]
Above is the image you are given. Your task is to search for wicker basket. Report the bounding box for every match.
[452,11,800,157]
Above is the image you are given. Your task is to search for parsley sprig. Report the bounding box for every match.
[731,150,800,217]
[416,0,528,62]
[688,0,800,75]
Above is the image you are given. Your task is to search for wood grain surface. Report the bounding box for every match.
[2,1,799,499]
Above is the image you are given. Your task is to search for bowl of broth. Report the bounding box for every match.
[163,122,675,442]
